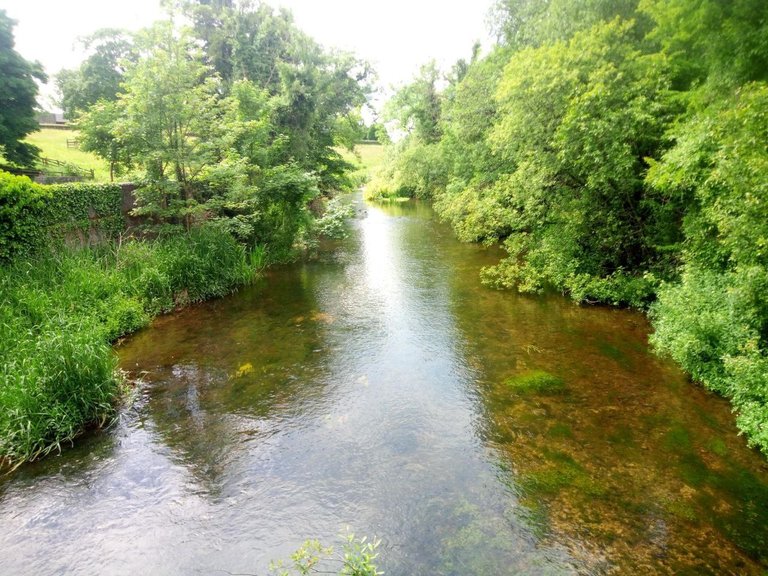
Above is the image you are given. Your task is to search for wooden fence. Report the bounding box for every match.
[0,158,94,183]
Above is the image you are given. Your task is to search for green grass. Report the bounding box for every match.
[504,370,566,394]
[355,143,386,172]
[337,143,387,190]
[0,226,260,466]
[24,128,111,182]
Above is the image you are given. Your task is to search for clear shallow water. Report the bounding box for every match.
[2,198,768,575]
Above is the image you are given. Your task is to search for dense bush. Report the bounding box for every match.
[649,82,768,452]
[0,171,51,260]
[0,172,124,261]
[43,181,124,239]
[0,226,259,464]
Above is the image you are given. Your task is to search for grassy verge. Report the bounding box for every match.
[0,226,261,466]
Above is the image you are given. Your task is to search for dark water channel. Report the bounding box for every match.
[2,198,768,575]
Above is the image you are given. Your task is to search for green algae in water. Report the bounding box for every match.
[663,497,698,521]
[708,437,728,457]
[664,423,693,452]
[519,450,607,498]
[606,425,635,447]
[504,370,565,394]
[597,341,625,362]
[548,422,574,439]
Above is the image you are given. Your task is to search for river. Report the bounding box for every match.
[2,197,767,575]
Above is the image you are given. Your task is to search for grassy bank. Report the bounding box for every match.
[0,226,261,466]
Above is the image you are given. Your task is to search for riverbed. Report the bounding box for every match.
[2,198,767,575]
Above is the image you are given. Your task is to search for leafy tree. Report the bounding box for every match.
[640,0,768,89]
[123,23,230,227]
[438,20,672,304]
[385,61,442,144]
[77,100,132,181]
[77,18,331,255]
[210,78,319,254]
[183,0,373,192]
[364,122,390,144]
[55,29,135,119]
[79,22,229,227]
[648,83,768,451]
[375,0,768,452]
[0,9,46,167]
[490,0,640,48]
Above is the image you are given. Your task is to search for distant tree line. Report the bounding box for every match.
[372,0,768,454]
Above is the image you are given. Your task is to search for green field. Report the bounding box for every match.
[338,142,387,187]
[24,128,111,181]
[24,131,385,186]
[355,143,387,172]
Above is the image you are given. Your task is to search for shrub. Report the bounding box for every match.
[0,171,124,262]
[0,171,51,261]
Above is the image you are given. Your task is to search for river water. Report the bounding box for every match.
[2,198,768,575]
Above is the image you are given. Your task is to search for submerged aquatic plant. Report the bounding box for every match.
[504,370,566,394]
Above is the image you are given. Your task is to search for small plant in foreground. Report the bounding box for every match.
[269,530,382,576]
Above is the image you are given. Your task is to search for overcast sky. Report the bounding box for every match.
[3,0,495,111]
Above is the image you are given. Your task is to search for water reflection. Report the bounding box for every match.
[0,198,767,575]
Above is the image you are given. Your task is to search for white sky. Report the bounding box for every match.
[2,0,495,112]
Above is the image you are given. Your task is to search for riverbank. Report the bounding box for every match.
[0,226,262,467]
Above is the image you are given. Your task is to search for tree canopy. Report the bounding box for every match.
[55,29,135,119]
[0,9,46,167]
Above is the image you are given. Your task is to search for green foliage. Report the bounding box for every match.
[491,0,641,49]
[0,172,51,261]
[314,196,355,240]
[640,0,768,89]
[77,101,131,181]
[1,3,371,467]
[42,181,124,238]
[77,8,369,250]
[366,140,447,202]
[0,225,259,464]
[0,172,124,260]
[97,22,229,226]
[385,62,442,144]
[0,325,119,464]
[269,531,382,576]
[377,0,768,451]
[55,28,135,118]
[0,9,46,167]
[648,84,768,454]
[364,122,390,144]
[183,0,372,192]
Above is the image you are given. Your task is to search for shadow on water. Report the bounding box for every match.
[1,196,767,575]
